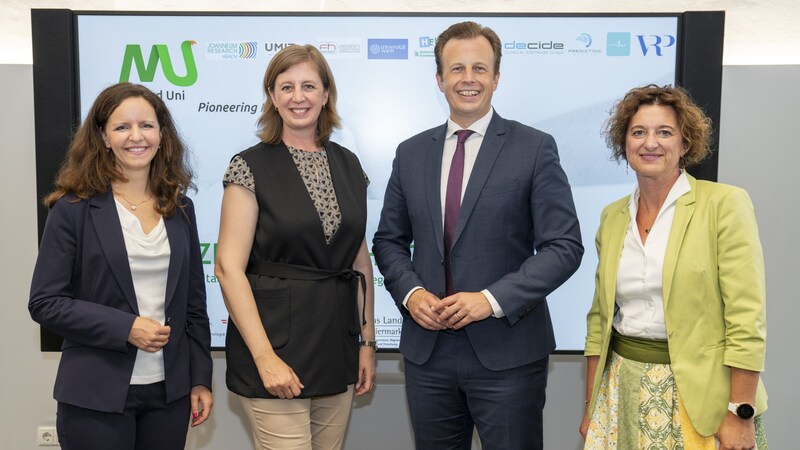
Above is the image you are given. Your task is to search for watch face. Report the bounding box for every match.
[737,403,755,419]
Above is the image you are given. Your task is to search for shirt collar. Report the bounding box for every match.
[446,107,493,139]
[629,171,691,213]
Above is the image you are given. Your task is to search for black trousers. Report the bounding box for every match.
[57,381,190,450]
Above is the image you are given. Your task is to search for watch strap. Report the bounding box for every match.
[728,402,756,418]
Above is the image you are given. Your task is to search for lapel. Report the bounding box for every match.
[89,190,139,314]
[453,112,506,246]
[425,124,447,259]
[662,175,697,310]
[603,199,630,314]
[163,206,185,313]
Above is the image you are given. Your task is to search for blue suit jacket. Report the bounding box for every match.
[373,112,583,370]
[29,189,212,413]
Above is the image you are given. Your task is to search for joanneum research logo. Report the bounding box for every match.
[119,40,198,87]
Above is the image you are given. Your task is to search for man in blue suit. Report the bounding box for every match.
[372,21,583,449]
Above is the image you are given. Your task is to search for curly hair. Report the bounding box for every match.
[44,83,195,216]
[257,44,340,147]
[434,21,502,76]
[604,84,712,168]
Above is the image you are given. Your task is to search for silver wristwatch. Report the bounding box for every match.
[359,340,378,350]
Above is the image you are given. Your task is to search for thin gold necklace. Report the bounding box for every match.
[113,190,151,211]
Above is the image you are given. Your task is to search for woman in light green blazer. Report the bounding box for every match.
[580,85,767,450]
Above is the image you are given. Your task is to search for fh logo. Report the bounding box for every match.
[119,40,198,87]
[637,35,676,56]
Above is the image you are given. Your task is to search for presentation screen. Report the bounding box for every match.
[68,13,682,351]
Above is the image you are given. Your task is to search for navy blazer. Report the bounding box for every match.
[373,112,583,370]
[29,189,212,413]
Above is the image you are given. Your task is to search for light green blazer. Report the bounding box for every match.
[585,174,768,436]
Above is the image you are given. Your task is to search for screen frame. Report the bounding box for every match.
[31,9,724,352]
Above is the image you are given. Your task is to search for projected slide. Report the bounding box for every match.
[76,14,679,350]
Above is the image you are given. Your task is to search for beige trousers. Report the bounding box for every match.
[239,385,354,450]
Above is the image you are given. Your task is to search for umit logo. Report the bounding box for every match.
[119,40,198,87]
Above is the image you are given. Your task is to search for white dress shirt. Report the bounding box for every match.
[612,172,690,339]
[404,108,505,318]
[115,199,170,384]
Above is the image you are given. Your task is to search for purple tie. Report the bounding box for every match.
[444,129,474,296]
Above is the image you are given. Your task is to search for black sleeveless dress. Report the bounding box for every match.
[224,141,367,398]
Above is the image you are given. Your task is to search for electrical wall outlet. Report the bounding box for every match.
[37,426,59,446]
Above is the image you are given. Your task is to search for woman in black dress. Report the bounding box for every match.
[215,45,375,450]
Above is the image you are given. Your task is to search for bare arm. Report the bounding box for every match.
[579,355,599,439]
[215,184,303,399]
[353,239,376,396]
[717,368,759,449]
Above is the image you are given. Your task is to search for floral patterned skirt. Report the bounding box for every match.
[584,351,768,450]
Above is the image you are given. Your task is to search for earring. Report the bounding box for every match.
[274,106,278,111]
[625,160,629,175]
[322,103,326,110]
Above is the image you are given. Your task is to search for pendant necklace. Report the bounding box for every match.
[113,190,151,211]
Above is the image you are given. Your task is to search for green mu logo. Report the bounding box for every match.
[120,40,198,87]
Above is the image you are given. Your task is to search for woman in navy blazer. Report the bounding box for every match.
[29,83,213,450]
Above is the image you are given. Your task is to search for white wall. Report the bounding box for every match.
[2,1,799,65]
[3,62,797,450]
[717,65,800,444]
[0,64,63,450]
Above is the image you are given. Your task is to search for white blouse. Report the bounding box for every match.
[115,199,170,385]
[612,172,690,340]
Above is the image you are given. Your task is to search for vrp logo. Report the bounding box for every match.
[119,40,198,87]
[637,35,676,56]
